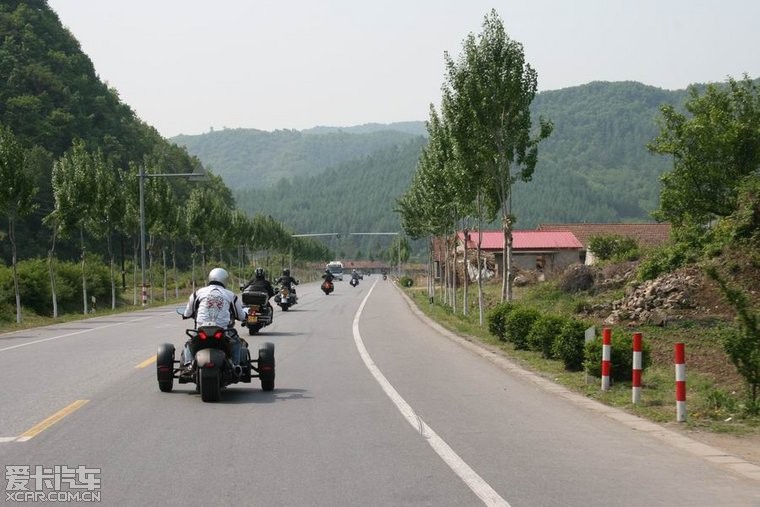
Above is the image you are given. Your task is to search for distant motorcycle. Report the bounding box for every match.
[350,277,359,287]
[321,279,334,295]
[241,290,273,335]
[274,285,297,311]
[382,273,387,280]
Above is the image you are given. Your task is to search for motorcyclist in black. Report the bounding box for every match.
[275,268,299,303]
[243,268,275,314]
[321,268,334,282]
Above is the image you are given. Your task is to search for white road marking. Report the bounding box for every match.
[0,437,17,443]
[353,280,510,507]
[0,315,156,353]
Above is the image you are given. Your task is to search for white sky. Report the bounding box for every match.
[47,0,760,138]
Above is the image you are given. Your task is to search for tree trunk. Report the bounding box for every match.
[428,236,434,303]
[148,234,154,304]
[80,225,88,315]
[476,193,485,325]
[191,249,197,292]
[48,227,59,318]
[10,217,21,323]
[172,241,179,299]
[108,232,116,310]
[132,243,138,306]
[451,231,457,314]
[462,224,469,317]
[162,246,167,302]
[477,222,484,326]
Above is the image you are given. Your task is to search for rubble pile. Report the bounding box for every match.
[603,270,702,325]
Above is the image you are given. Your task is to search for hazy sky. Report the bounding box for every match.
[47,0,760,138]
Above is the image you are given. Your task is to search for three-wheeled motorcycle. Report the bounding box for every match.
[157,316,275,402]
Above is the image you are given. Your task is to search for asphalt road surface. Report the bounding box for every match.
[1,278,758,506]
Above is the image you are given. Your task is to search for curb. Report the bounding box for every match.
[394,285,760,482]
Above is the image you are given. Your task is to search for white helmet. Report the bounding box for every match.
[208,267,229,288]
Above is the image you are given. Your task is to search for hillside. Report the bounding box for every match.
[235,137,427,257]
[174,81,691,241]
[172,127,420,189]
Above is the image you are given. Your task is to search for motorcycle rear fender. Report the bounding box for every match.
[195,348,227,370]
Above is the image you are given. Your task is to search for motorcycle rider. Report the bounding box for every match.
[350,269,360,285]
[275,268,299,302]
[243,267,275,314]
[321,268,335,283]
[181,267,246,371]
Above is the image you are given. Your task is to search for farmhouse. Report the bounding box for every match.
[433,230,583,279]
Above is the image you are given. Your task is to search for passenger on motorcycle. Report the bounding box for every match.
[243,267,275,313]
[275,269,299,294]
[321,268,335,282]
[181,267,246,368]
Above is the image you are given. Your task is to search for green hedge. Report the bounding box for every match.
[486,302,515,341]
[0,257,121,320]
[527,314,567,359]
[505,307,541,350]
[553,319,590,371]
[584,330,651,381]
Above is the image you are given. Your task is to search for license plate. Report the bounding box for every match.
[247,315,258,324]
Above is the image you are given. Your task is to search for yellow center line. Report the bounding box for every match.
[135,355,157,369]
[17,400,89,442]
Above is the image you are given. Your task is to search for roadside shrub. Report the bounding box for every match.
[588,234,640,262]
[486,302,515,341]
[583,330,651,381]
[399,275,413,287]
[553,319,590,371]
[1,257,119,316]
[527,314,567,358]
[505,307,541,350]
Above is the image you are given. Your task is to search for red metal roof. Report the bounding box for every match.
[459,230,582,250]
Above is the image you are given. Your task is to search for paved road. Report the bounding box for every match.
[0,279,758,506]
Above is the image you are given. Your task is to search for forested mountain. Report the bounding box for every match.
[302,121,428,136]
[0,1,232,264]
[171,128,420,188]
[520,81,689,226]
[177,80,691,242]
[236,137,427,257]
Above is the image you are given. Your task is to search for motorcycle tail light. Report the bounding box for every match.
[205,362,215,368]
[213,330,223,340]
[198,330,208,340]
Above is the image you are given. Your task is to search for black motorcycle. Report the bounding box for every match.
[350,277,359,287]
[157,318,275,402]
[274,284,297,311]
[241,290,273,334]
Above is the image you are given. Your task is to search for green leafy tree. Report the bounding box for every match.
[0,125,38,322]
[648,76,760,229]
[88,151,124,309]
[707,266,760,412]
[588,234,640,262]
[445,9,552,302]
[49,141,97,314]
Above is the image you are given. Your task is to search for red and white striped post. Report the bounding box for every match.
[141,284,147,306]
[632,332,642,403]
[601,328,612,391]
[675,343,686,422]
